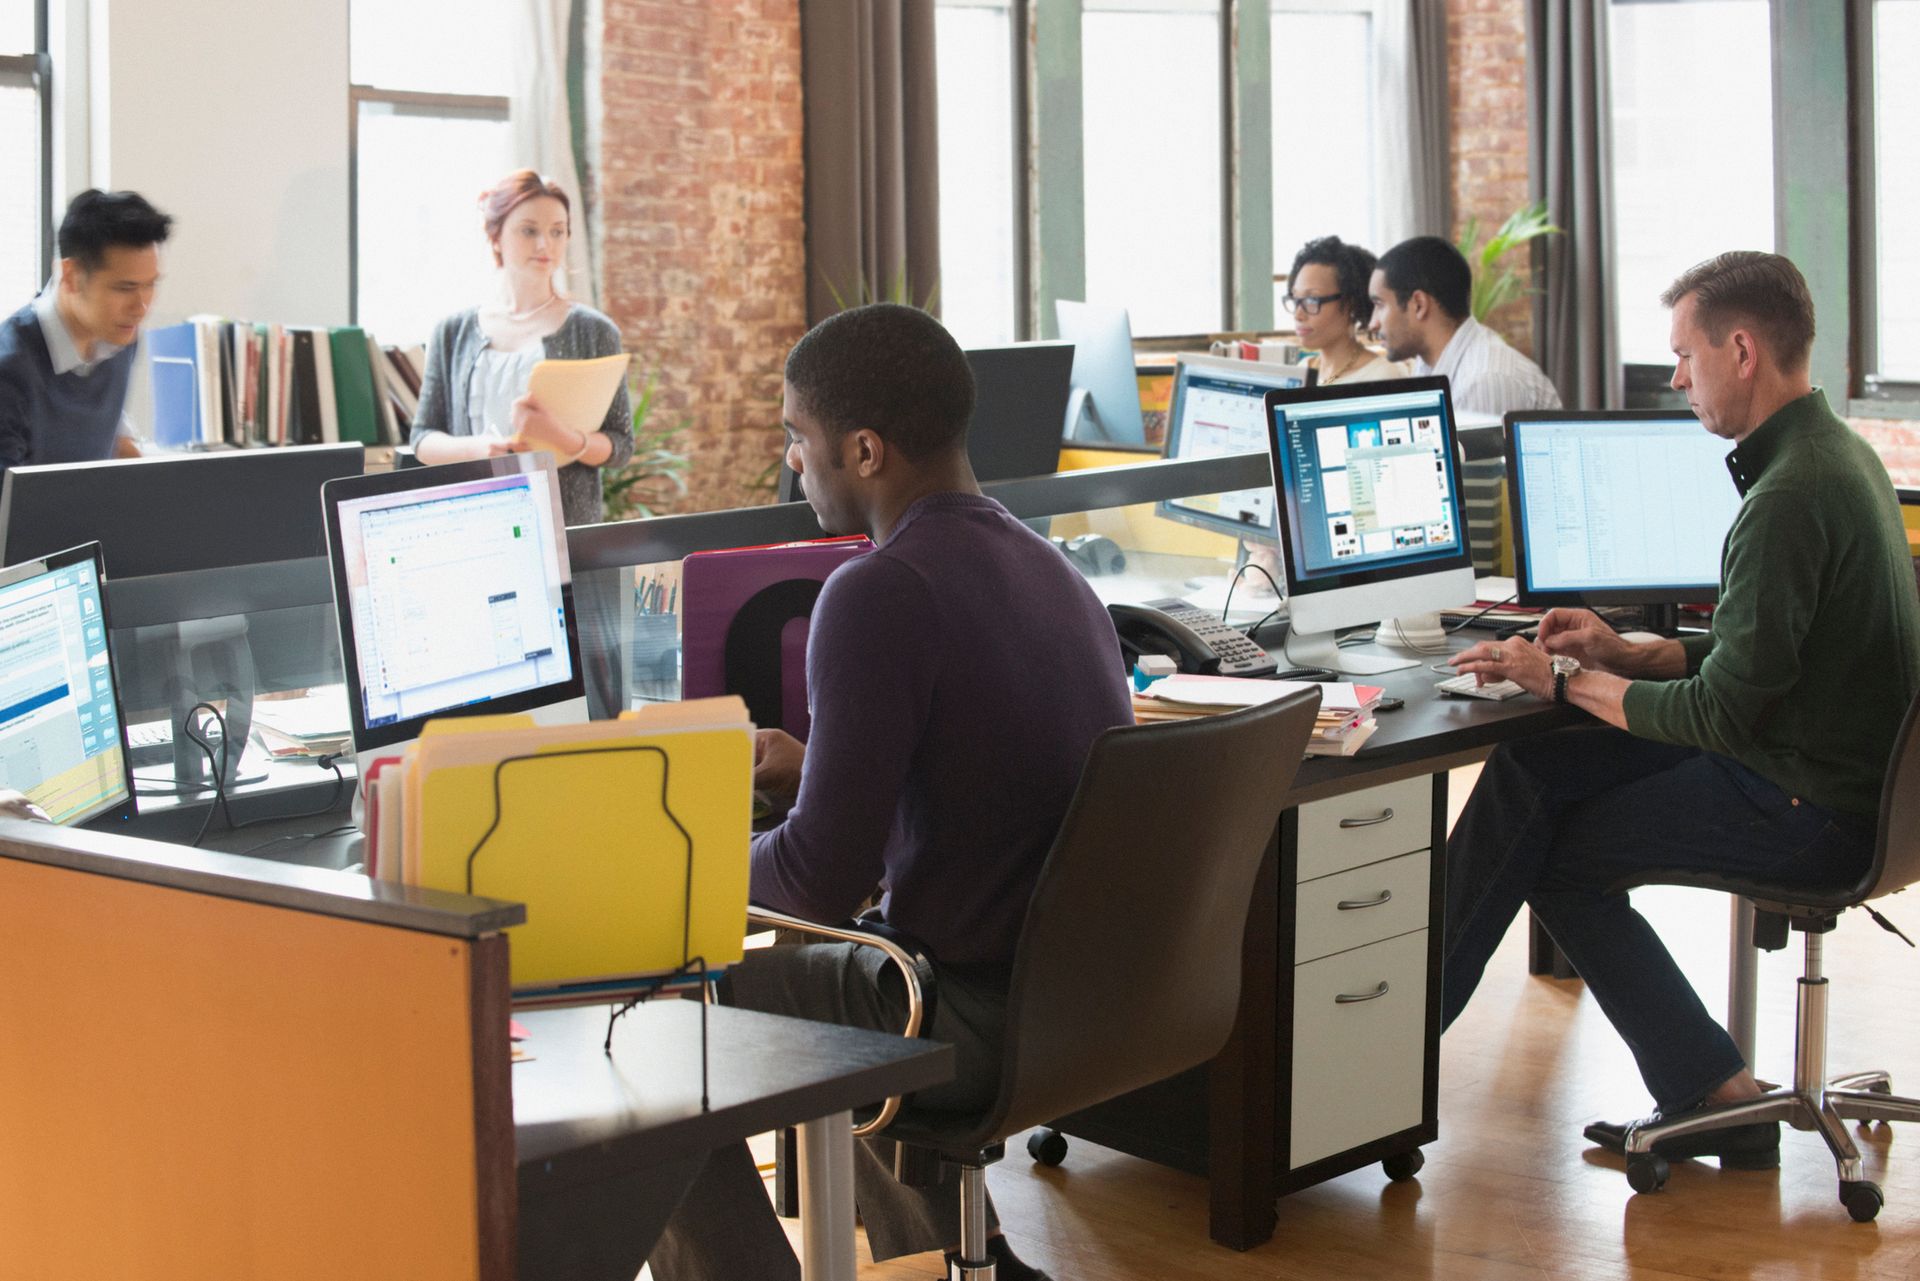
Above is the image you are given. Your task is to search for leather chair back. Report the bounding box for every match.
[1868,691,1920,903]
[897,689,1320,1152]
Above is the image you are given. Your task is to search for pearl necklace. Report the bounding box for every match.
[505,294,561,323]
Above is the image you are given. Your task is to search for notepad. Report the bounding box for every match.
[521,352,633,444]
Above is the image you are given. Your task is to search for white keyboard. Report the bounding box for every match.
[1435,673,1528,701]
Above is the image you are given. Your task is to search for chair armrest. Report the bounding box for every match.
[745,906,939,1137]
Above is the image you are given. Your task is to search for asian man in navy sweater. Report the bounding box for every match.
[0,189,172,479]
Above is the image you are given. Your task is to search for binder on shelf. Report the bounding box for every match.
[327,326,382,445]
[379,697,754,998]
[289,329,322,445]
[147,323,202,448]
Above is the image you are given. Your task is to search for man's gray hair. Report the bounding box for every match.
[1660,251,1815,372]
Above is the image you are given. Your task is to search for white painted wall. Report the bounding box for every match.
[86,0,349,329]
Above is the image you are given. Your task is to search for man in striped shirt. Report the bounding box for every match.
[1369,236,1562,417]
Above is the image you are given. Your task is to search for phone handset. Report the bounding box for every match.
[1107,600,1278,678]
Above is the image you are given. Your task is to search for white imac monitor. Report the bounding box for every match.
[321,454,587,755]
[0,541,135,826]
[1263,376,1477,675]
[1156,353,1310,545]
[1055,299,1148,446]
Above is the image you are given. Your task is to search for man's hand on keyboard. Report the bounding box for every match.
[1449,633,1552,700]
[0,789,51,824]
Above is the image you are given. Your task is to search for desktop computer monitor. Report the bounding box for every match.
[1055,299,1148,447]
[1505,409,1736,629]
[0,443,366,575]
[0,542,135,826]
[1156,353,1310,545]
[321,454,585,754]
[1264,376,1476,674]
[775,340,1076,503]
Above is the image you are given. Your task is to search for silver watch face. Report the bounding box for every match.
[1552,655,1581,676]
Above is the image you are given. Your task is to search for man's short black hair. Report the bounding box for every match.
[784,303,975,462]
[1376,235,1473,322]
[57,189,173,272]
[1289,236,1378,328]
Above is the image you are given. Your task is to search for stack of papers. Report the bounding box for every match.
[362,695,754,1001]
[252,686,352,757]
[1132,674,1385,757]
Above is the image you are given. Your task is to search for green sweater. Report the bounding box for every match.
[1623,390,1920,817]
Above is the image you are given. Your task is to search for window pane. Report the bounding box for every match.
[1609,1,1774,365]
[355,102,514,345]
[350,0,512,95]
[1271,8,1374,315]
[1875,0,1920,379]
[936,0,1018,346]
[0,0,32,54]
[0,77,40,306]
[1082,2,1223,336]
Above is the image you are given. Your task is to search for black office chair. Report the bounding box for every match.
[750,689,1322,1279]
[1614,692,1920,1221]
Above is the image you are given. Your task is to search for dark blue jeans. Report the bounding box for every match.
[1443,726,1874,1113]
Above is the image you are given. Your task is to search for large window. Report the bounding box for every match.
[1871,0,1920,383]
[1608,0,1775,366]
[935,0,1020,347]
[1271,0,1375,310]
[0,0,47,306]
[1081,0,1224,336]
[350,0,514,345]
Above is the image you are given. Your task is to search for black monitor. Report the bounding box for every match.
[0,542,136,827]
[1505,409,1736,628]
[1156,353,1309,545]
[322,454,586,754]
[776,341,1074,502]
[0,443,366,576]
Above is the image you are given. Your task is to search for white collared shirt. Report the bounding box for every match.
[31,279,131,378]
[1415,315,1562,417]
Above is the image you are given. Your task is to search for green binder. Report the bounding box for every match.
[328,326,382,445]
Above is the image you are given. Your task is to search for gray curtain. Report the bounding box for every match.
[1375,1,1452,243]
[800,0,942,325]
[1526,0,1622,408]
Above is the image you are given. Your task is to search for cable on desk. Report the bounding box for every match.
[1220,561,1283,622]
[1444,593,1519,634]
[179,703,349,847]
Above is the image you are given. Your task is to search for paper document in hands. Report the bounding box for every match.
[520,352,632,447]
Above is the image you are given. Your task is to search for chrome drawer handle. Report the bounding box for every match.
[1336,889,1393,911]
[1338,807,1394,829]
[1335,981,1390,1005]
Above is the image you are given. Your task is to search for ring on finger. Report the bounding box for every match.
[1490,647,1503,662]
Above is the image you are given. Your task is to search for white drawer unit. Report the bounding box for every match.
[1293,850,1431,966]
[1288,929,1429,1170]
[1294,775,1433,882]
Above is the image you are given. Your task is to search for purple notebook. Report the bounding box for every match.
[680,537,873,740]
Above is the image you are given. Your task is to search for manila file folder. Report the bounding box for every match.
[408,710,752,994]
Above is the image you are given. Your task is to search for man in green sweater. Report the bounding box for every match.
[1440,251,1920,1167]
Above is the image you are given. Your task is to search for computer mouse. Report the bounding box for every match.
[1376,696,1405,713]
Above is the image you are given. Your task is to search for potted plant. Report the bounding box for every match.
[600,370,691,522]
[1455,202,1563,322]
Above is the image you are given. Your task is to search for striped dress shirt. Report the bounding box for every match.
[1416,316,1562,417]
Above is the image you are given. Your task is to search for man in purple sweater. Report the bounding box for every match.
[651,305,1133,1281]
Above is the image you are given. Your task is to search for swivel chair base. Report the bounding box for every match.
[1622,928,1919,1222]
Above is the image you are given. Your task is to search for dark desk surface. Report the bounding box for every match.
[515,1001,953,1174]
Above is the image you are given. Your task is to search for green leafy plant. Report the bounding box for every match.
[600,370,691,521]
[1455,202,1563,322]
[823,266,940,314]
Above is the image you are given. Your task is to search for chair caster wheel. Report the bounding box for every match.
[1626,1152,1669,1195]
[1381,1148,1424,1181]
[1841,1179,1883,1223]
[1027,1128,1068,1167]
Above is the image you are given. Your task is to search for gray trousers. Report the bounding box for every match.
[648,940,1009,1279]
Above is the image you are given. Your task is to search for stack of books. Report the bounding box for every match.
[149,318,422,450]
[251,687,353,759]
[1132,673,1385,757]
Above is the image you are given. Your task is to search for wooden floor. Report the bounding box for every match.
[739,765,1920,1279]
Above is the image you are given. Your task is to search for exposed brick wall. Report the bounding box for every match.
[1853,418,1920,488]
[597,0,806,514]
[1448,0,1535,356]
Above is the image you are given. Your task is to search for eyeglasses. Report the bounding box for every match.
[1283,293,1344,317]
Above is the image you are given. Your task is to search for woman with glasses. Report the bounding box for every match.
[1283,236,1402,386]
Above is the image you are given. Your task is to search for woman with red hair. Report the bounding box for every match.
[412,169,633,525]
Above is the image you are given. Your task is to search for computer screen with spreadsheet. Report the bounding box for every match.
[1156,354,1309,544]
[322,454,584,752]
[1505,411,1739,607]
[0,542,135,826]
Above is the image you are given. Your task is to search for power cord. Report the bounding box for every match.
[1444,593,1520,634]
[179,702,349,847]
[1221,561,1283,622]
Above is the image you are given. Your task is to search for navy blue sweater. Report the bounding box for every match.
[749,492,1134,971]
[0,303,134,477]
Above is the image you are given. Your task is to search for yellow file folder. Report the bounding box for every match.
[403,701,753,994]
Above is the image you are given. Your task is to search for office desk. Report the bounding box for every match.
[1055,637,1581,1251]
[516,1002,953,1281]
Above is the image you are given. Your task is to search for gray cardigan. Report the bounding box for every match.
[411,304,636,525]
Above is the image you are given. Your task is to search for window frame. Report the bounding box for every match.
[1850,0,1920,414]
[2,0,54,284]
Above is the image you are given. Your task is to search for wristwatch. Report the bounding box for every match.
[1551,654,1581,705]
